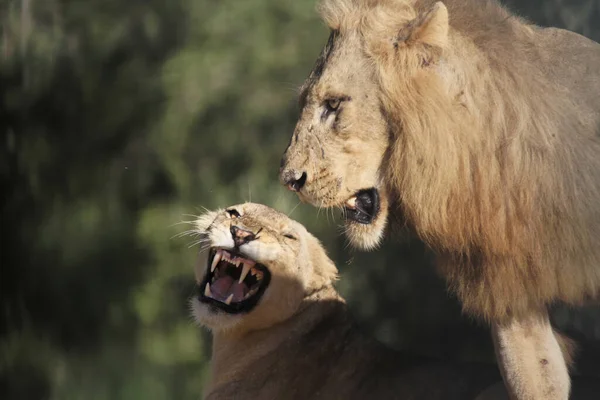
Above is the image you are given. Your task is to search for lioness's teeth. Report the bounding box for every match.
[211,251,222,272]
[221,251,230,262]
[225,294,234,305]
[346,197,357,209]
[204,283,212,297]
[239,262,251,283]
[243,288,257,300]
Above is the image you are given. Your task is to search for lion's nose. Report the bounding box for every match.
[281,169,307,192]
[230,225,256,248]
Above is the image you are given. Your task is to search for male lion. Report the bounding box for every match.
[191,202,505,399]
[279,0,600,399]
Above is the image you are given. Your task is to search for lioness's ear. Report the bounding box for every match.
[395,2,449,50]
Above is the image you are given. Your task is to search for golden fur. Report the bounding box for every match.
[279,1,600,397]
[281,0,600,324]
[191,203,503,400]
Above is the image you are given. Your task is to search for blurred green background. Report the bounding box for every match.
[2,0,599,398]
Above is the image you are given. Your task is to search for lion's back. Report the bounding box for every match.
[533,26,600,122]
[408,0,600,319]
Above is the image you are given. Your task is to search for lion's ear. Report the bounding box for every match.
[395,2,449,50]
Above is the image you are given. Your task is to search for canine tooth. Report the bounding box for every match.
[225,294,234,305]
[211,251,222,272]
[346,197,357,209]
[204,283,212,297]
[239,262,251,283]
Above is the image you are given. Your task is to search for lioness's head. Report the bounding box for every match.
[190,203,338,333]
[280,0,450,250]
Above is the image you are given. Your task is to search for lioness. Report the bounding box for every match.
[191,203,505,399]
[279,0,600,399]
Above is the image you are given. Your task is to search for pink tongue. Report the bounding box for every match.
[210,276,248,302]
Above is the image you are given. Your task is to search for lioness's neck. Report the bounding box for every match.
[207,286,346,392]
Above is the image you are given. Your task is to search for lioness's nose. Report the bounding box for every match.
[230,225,256,248]
[281,169,307,192]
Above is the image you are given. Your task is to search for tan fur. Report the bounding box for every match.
[191,203,503,400]
[280,0,600,398]
[192,204,338,335]
[282,0,600,322]
[554,331,578,370]
[492,313,570,400]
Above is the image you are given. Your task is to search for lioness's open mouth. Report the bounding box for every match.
[344,188,380,224]
[198,248,271,314]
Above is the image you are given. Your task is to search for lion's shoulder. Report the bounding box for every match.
[532,26,600,108]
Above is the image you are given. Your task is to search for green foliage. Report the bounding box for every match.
[2,0,599,398]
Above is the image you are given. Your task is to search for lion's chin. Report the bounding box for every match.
[343,188,389,251]
[191,297,243,332]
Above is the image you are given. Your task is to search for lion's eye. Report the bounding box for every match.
[325,98,341,111]
[283,233,297,240]
[226,209,241,218]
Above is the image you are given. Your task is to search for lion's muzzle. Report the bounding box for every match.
[280,168,307,192]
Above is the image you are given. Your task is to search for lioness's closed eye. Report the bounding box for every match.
[191,202,337,334]
[189,203,506,400]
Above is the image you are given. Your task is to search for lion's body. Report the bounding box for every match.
[393,0,600,322]
[280,0,600,397]
[194,204,502,400]
[316,0,600,322]
[206,297,501,400]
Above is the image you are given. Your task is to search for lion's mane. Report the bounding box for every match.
[320,0,600,321]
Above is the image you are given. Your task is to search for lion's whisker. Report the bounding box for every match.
[287,200,301,217]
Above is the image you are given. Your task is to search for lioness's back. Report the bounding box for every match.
[193,203,505,399]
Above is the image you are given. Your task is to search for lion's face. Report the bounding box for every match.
[190,203,337,333]
[280,31,391,250]
[280,1,450,250]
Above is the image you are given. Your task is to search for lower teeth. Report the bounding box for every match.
[244,289,258,300]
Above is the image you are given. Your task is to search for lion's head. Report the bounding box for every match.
[280,0,454,250]
[190,203,338,334]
